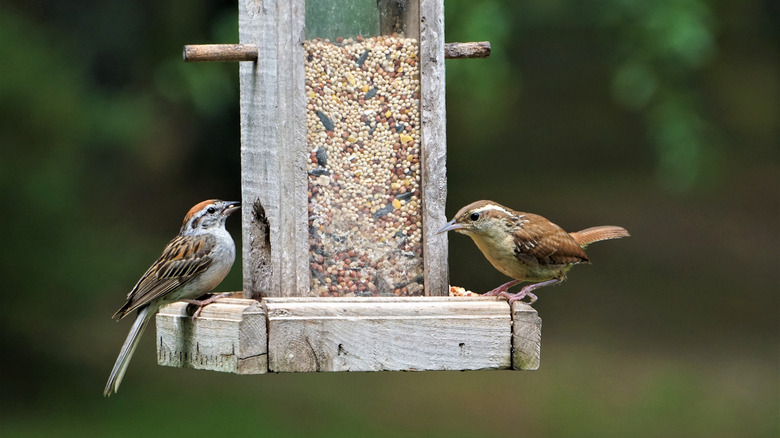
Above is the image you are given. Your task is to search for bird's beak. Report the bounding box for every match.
[435,219,466,235]
[224,201,241,215]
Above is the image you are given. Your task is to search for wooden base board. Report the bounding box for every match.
[156,296,540,374]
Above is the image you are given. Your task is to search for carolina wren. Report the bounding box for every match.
[437,200,629,304]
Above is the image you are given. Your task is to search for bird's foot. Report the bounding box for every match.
[499,289,539,304]
[182,293,232,319]
[497,278,562,305]
[483,279,522,296]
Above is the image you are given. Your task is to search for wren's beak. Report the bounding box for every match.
[223,201,241,216]
[435,219,467,235]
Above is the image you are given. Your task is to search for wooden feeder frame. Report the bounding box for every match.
[156,0,541,374]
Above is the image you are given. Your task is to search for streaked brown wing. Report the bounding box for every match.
[112,234,216,319]
[513,213,588,267]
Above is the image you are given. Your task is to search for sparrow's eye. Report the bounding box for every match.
[470,212,480,221]
[207,207,216,214]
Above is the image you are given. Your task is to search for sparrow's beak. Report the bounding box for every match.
[435,219,466,235]
[224,201,241,215]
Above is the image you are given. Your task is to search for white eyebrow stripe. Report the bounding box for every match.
[474,204,512,215]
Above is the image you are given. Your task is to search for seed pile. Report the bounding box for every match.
[305,35,423,297]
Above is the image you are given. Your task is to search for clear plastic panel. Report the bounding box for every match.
[305,0,423,296]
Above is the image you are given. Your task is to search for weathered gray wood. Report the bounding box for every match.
[183,44,258,62]
[156,297,267,374]
[239,0,309,299]
[420,0,449,296]
[511,301,542,370]
[155,296,541,373]
[444,41,491,59]
[265,297,512,372]
[377,0,420,38]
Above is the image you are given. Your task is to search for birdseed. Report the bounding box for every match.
[305,34,423,297]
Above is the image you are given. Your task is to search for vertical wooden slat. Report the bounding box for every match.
[511,302,542,370]
[239,0,309,298]
[420,0,448,296]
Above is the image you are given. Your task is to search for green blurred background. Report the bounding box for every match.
[1,0,777,436]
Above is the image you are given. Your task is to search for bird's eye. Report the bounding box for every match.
[470,212,480,221]
[207,207,216,214]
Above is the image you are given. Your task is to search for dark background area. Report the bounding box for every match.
[1,0,777,437]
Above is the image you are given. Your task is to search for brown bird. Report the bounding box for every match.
[104,200,240,396]
[436,200,629,304]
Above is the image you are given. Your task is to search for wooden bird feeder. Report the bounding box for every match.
[157,0,541,374]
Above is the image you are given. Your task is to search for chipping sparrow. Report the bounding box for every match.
[104,199,240,396]
[437,200,629,304]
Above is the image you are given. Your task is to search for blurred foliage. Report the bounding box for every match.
[446,0,729,191]
[0,0,777,436]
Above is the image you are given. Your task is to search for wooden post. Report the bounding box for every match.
[420,0,449,296]
[239,0,310,299]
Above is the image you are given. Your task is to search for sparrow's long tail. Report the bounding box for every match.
[104,305,155,397]
[570,226,630,248]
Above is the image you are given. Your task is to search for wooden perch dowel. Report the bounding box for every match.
[182,41,490,63]
[444,41,491,59]
[183,44,258,62]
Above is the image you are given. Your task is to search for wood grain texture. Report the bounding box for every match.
[444,41,491,59]
[265,297,512,372]
[183,44,258,62]
[239,0,309,299]
[511,301,542,370]
[377,0,419,36]
[156,297,267,374]
[155,297,541,373]
[420,0,449,296]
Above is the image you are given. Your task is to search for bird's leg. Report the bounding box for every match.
[483,279,522,296]
[182,293,233,319]
[499,278,562,304]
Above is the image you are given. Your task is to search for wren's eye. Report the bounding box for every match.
[207,207,216,214]
[469,212,480,221]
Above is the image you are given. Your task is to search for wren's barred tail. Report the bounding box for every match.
[569,226,630,248]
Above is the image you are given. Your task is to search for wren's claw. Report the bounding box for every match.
[499,289,539,304]
[498,290,525,303]
[499,278,562,305]
[483,279,521,296]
